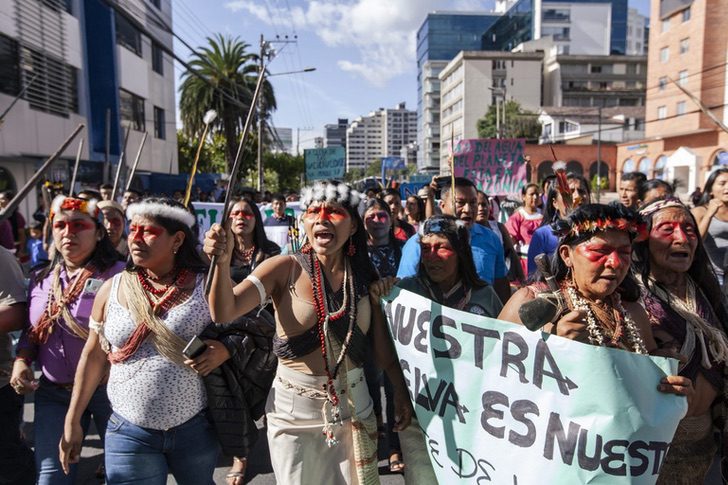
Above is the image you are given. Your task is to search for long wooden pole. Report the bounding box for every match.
[205,61,267,294]
[183,123,211,207]
[68,138,84,196]
[111,127,131,200]
[125,131,148,193]
[0,124,85,221]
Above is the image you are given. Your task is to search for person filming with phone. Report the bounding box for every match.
[59,198,222,484]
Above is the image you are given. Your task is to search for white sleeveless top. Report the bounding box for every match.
[104,273,211,430]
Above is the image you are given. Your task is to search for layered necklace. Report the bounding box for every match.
[309,250,357,447]
[137,267,191,315]
[566,284,647,354]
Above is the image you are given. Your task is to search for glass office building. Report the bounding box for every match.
[416,12,499,170]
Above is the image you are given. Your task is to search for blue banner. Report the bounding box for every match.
[305,147,346,181]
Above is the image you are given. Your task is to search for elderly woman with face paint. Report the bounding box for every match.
[204,180,412,484]
[10,195,125,485]
[633,198,728,484]
[59,198,221,484]
[498,204,692,392]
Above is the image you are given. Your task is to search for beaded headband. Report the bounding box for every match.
[126,201,196,228]
[638,197,687,218]
[300,181,361,210]
[50,195,100,221]
[419,216,467,237]
[553,216,646,241]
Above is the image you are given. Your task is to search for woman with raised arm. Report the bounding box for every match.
[10,195,124,485]
[59,198,221,484]
[204,180,412,484]
[691,167,728,286]
[634,197,728,484]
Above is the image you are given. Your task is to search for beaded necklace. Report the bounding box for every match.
[566,285,647,354]
[137,268,191,315]
[309,251,357,447]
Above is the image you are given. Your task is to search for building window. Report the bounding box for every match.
[116,13,142,56]
[153,106,165,139]
[151,0,161,7]
[678,70,688,86]
[661,19,669,33]
[657,106,667,120]
[660,47,669,63]
[152,42,163,75]
[0,34,20,97]
[658,77,667,91]
[120,89,145,131]
[676,101,686,115]
[682,7,691,22]
[590,65,602,73]
[680,38,689,54]
[19,46,78,117]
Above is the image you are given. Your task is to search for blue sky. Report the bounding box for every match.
[173,0,650,151]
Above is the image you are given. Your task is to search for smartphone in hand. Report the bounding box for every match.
[182,336,208,359]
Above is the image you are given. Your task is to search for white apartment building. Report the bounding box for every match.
[539,2,612,55]
[438,51,543,166]
[419,60,449,172]
[538,106,645,144]
[626,7,648,56]
[0,0,177,218]
[346,103,416,172]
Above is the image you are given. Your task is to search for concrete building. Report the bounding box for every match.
[0,0,177,218]
[484,0,629,55]
[346,103,417,172]
[616,0,728,193]
[271,127,293,154]
[538,106,645,144]
[626,7,648,56]
[324,118,348,148]
[543,52,647,107]
[438,50,543,166]
[416,12,500,172]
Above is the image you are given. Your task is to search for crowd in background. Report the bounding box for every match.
[0,164,727,484]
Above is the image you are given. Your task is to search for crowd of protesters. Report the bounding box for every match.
[0,165,726,485]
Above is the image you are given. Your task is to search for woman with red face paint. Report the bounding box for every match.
[204,180,412,484]
[59,198,220,484]
[498,205,693,390]
[633,197,728,484]
[227,197,281,285]
[11,195,124,484]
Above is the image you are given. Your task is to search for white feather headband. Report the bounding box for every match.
[126,201,196,228]
[50,195,100,221]
[300,181,361,209]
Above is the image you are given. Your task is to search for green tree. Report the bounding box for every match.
[365,158,382,177]
[179,34,276,173]
[476,100,541,141]
[344,168,365,183]
[177,130,227,174]
[262,152,304,192]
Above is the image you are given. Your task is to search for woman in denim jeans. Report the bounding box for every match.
[59,198,225,484]
[11,195,124,485]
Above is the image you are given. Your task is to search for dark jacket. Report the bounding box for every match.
[200,310,278,457]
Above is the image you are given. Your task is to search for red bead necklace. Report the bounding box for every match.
[138,268,190,314]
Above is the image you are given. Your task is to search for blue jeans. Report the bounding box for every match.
[104,411,219,485]
[34,378,111,485]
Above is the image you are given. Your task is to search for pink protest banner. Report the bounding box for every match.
[453,138,527,197]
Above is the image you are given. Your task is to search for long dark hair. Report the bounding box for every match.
[417,215,487,289]
[699,167,728,206]
[540,187,562,227]
[405,195,425,223]
[36,209,121,282]
[363,197,402,269]
[632,198,728,325]
[545,203,642,301]
[230,197,276,253]
[125,197,207,274]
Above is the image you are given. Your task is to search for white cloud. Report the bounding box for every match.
[223,0,460,87]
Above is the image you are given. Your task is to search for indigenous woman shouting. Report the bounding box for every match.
[498,204,693,390]
[11,195,124,484]
[634,198,728,484]
[204,180,412,484]
[59,198,221,484]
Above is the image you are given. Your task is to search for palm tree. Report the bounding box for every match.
[179,34,276,174]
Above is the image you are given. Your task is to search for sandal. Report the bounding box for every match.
[389,452,405,474]
[226,457,247,485]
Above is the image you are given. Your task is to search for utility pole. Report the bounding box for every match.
[596,105,602,202]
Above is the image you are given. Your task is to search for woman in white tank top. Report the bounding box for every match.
[59,198,227,485]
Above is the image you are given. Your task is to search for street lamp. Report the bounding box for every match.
[256,56,316,192]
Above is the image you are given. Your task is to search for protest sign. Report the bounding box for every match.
[453,138,527,197]
[305,147,346,181]
[382,288,687,485]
